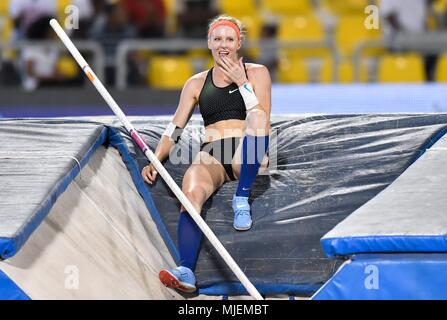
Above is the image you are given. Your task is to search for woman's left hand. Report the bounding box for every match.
[217,56,248,87]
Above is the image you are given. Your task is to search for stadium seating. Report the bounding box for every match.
[320,57,370,83]
[218,0,257,16]
[435,54,447,82]
[433,0,447,15]
[0,0,8,17]
[1,0,437,87]
[57,0,72,22]
[260,0,313,15]
[277,57,309,83]
[147,56,194,89]
[377,54,425,83]
[238,14,262,41]
[335,15,382,58]
[162,0,177,35]
[1,17,12,43]
[56,55,80,79]
[238,14,263,60]
[320,0,370,15]
[277,15,324,43]
[277,15,328,58]
[162,0,176,15]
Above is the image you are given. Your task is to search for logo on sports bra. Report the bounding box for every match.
[229,88,239,94]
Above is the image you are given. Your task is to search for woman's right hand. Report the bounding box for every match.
[141,163,158,185]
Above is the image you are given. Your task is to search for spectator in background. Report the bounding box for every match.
[9,0,56,41]
[176,0,219,38]
[380,0,437,81]
[91,0,107,17]
[380,0,428,39]
[118,0,167,85]
[89,2,136,85]
[122,0,166,38]
[20,16,79,91]
[257,23,278,77]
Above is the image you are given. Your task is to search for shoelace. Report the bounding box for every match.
[235,210,250,217]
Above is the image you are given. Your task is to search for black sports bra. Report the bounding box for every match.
[198,67,248,127]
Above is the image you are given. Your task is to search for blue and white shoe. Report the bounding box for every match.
[232,195,252,231]
[159,266,196,293]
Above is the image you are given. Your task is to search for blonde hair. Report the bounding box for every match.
[207,15,246,41]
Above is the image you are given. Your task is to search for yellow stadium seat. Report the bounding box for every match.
[237,15,263,59]
[1,17,13,43]
[163,0,177,35]
[219,0,257,16]
[435,55,447,82]
[277,58,309,83]
[57,0,72,21]
[320,57,369,83]
[377,54,425,83]
[238,15,262,40]
[427,11,438,31]
[56,55,79,78]
[278,15,324,42]
[321,0,369,15]
[433,0,447,14]
[148,56,194,89]
[163,0,176,16]
[321,58,352,83]
[1,17,16,60]
[335,15,382,58]
[0,0,8,17]
[277,15,328,58]
[260,0,313,15]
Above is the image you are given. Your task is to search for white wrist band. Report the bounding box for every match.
[239,82,259,110]
[162,122,183,143]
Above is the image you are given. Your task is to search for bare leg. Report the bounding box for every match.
[159,152,227,293]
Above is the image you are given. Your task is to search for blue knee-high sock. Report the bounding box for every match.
[236,135,269,197]
[177,211,203,271]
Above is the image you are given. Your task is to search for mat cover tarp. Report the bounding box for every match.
[2,115,447,297]
[312,254,447,300]
[321,132,447,257]
[113,114,447,296]
[0,119,107,259]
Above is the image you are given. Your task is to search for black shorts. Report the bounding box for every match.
[200,137,241,181]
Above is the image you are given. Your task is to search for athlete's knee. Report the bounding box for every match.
[182,186,207,212]
[183,188,203,202]
[246,108,268,133]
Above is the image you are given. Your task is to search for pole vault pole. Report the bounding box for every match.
[49,19,263,300]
